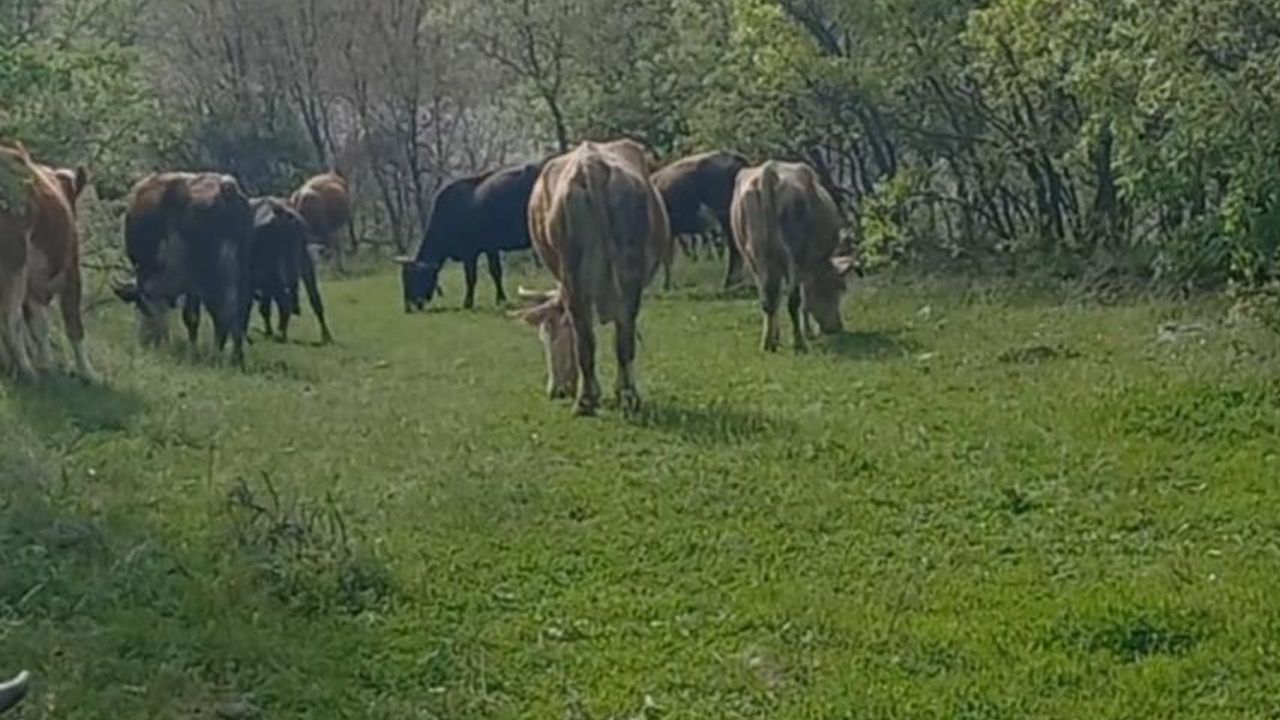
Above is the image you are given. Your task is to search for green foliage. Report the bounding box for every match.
[0,39,173,196]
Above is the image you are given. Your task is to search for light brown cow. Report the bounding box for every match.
[290,172,353,271]
[731,161,856,353]
[0,144,92,382]
[517,139,672,416]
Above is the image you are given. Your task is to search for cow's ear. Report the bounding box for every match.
[832,255,860,278]
[511,299,561,326]
[73,166,88,199]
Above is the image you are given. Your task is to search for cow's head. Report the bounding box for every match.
[514,286,577,399]
[396,256,443,313]
[804,255,860,335]
[112,277,174,347]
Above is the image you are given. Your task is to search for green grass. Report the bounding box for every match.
[4,257,1280,719]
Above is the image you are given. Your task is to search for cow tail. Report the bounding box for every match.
[588,162,627,322]
[759,162,788,283]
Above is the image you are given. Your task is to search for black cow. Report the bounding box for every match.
[652,151,749,288]
[397,161,544,312]
[249,197,334,344]
[113,172,253,365]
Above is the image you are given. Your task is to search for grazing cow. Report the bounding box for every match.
[290,172,353,271]
[730,161,857,353]
[517,139,671,416]
[0,143,92,382]
[397,161,543,312]
[0,671,28,714]
[249,197,333,344]
[113,172,253,365]
[652,150,749,289]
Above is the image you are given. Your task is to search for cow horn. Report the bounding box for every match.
[394,256,414,266]
[111,277,140,302]
[517,286,557,303]
[0,671,30,714]
[832,255,860,277]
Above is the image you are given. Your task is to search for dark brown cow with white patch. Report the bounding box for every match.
[517,139,672,416]
[290,172,354,271]
[731,161,857,353]
[0,143,92,382]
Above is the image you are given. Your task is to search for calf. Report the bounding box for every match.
[0,143,92,382]
[291,172,354,271]
[730,161,857,353]
[114,172,253,365]
[249,197,333,344]
[652,150,748,289]
[517,139,672,416]
[398,161,543,312]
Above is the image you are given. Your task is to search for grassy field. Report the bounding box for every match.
[3,257,1280,719]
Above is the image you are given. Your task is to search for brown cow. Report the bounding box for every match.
[731,161,857,353]
[114,173,253,366]
[652,150,749,289]
[0,143,92,382]
[290,172,354,272]
[517,139,672,416]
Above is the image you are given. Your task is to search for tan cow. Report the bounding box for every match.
[517,139,672,416]
[290,172,353,272]
[731,161,857,353]
[0,143,92,382]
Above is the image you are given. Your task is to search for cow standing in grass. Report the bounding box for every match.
[398,161,544,312]
[517,139,672,416]
[731,161,857,353]
[249,197,333,345]
[0,143,93,382]
[291,172,354,272]
[114,172,253,366]
[652,150,748,289]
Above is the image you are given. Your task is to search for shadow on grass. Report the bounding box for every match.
[158,343,323,383]
[627,398,793,446]
[820,329,921,361]
[8,375,146,437]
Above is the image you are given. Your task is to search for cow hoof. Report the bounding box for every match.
[320,333,334,346]
[617,390,642,416]
[573,398,599,417]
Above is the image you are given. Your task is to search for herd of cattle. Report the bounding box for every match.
[0,137,857,416]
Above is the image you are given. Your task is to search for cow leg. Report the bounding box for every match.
[614,284,644,415]
[299,248,332,344]
[569,300,601,417]
[662,251,673,291]
[258,295,275,339]
[486,250,507,305]
[757,270,783,353]
[58,267,94,379]
[462,255,479,310]
[0,268,36,382]
[723,215,745,288]
[23,302,53,374]
[276,293,293,343]
[182,295,202,348]
[787,282,809,353]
